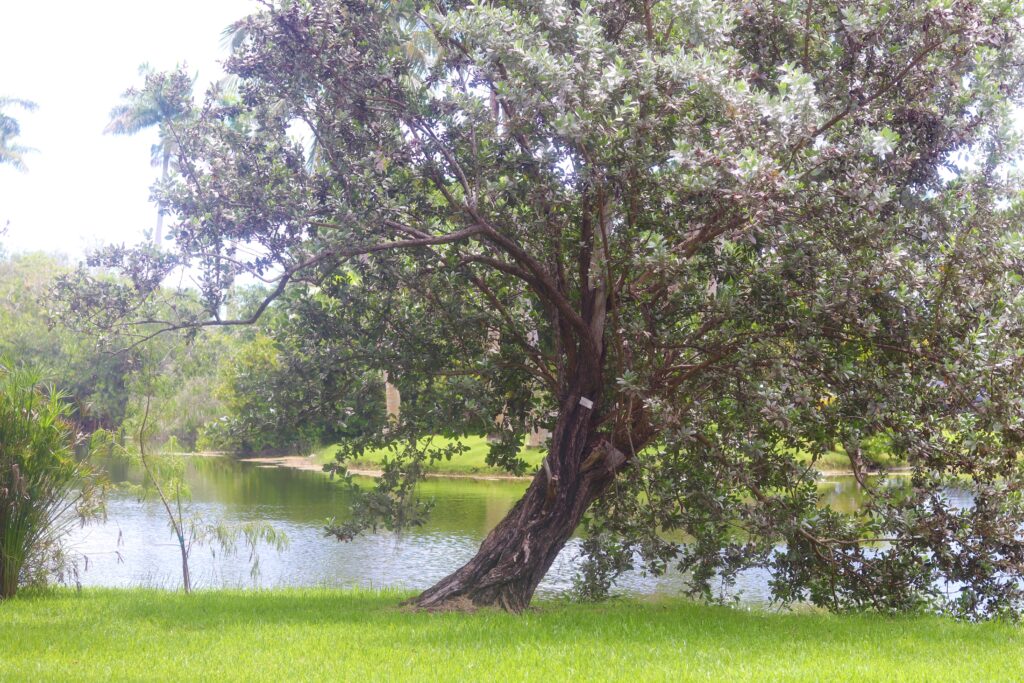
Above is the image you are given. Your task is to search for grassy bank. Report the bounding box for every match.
[314,435,546,476]
[313,435,902,477]
[1,589,1020,681]
[794,445,905,473]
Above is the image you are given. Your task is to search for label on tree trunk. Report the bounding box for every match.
[579,396,594,409]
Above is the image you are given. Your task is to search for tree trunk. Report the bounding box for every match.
[179,537,191,594]
[0,540,18,599]
[410,386,626,612]
[383,371,401,421]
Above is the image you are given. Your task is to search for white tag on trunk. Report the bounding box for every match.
[579,396,594,410]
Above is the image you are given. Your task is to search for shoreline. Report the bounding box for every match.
[237,453,533,481]
[192,451,891,481]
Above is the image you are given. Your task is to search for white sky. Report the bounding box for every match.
[0,0,255,260]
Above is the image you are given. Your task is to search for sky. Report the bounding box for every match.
[0,0,256,260]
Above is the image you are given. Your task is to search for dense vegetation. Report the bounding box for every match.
[0,251,333,452]
[0,254,134,432]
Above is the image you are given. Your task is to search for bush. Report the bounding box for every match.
[0,360,102,599]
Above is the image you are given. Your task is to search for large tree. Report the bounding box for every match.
[64,0,1024,616]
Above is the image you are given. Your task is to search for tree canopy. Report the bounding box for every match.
[62,0,1024,616]
[0,253,134,431]
[105,66,197,247]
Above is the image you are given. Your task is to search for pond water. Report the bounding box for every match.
[66,456,957,603]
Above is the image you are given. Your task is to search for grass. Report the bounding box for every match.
[313,435,905,478]
[1,588,1021,681]
[793,445,905,473]
[314,435,547,476]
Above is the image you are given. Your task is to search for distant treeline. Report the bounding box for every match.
[0,251,369,454]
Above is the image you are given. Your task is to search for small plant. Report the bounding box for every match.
[0,359,103,599]
[108,391,286,593]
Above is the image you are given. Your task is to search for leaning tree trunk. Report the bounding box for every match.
[410,384,626,612]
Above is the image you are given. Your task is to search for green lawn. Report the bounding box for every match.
[313,435,903,477]
[1,589,1020,681]
[314,435,547,476]
[793,445,905,473]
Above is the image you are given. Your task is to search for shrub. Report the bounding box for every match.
[0,360,102,599]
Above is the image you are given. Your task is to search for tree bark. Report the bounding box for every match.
[410,384,626,612]
[412,236,621,612]
[179,532,191,594]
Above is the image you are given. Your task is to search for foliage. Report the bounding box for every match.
[0,360,103,599]
[61,0,1024,615]
[0,251,238,452]
[3,589,1024,681]
[105,64,193,163]
[0,248,236,448]
[198,331,326,454]
[0,97,36,171]
[105,65,196,246]
[120,328,233,452]
[197,275,529,458]
[570,527,634,603]
[0,252,136,431]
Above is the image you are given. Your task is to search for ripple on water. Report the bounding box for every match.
[66,457,964,603]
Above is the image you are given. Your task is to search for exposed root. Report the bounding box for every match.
[402,595,478,613]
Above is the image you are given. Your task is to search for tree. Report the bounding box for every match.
[105,389,286,594]
[105,66,194,248]
[62,0,1024,616]
[0,253,135,431]
[0,97,36,171]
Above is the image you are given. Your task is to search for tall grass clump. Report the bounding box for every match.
[0,359,102,599]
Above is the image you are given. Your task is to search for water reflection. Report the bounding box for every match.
[67,457,964,602]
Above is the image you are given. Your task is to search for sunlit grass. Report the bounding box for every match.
[314,435,546,476]
[314,434,907,477]
[792,445,905,473]
[1,588,1020,682]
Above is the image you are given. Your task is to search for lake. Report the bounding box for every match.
[66,455,950,603]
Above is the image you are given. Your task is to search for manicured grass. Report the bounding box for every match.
[1,589,1020,682]
[314,435,905,477]
[314,435,547,476]
[793,445,905,473]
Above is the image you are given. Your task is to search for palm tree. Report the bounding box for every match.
[0,97,37,171]
[105,65,193,248]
